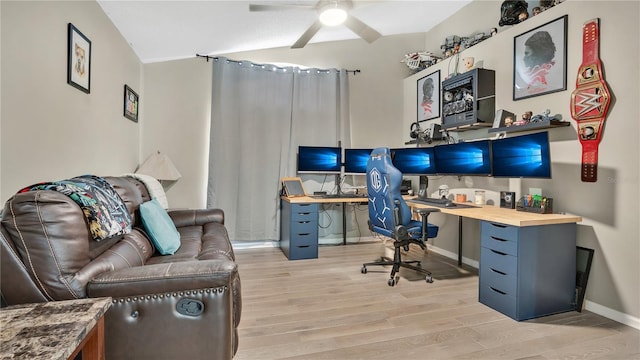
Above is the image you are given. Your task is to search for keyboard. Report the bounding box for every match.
[409,197,456,207]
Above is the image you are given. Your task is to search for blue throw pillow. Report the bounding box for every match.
[139,198,180,255]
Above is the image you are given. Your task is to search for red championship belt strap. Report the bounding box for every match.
[570,18,611,182]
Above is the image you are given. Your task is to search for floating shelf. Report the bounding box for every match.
[488,119,571,134]
[441,122,492,132]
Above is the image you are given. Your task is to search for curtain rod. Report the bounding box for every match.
[195,54,361,75]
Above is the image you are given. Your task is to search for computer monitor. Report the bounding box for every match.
[343,148,373,174]
[491,131,551,178]
[391,147,437,175]
[297,146,342,174]
[433,140,492,176]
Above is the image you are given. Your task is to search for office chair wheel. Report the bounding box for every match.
[425,275,433,283]
[361,266,367,274]
[388,278,395,287]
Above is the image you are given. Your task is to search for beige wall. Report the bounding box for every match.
[1,0,638,328]
[1,0,142,202]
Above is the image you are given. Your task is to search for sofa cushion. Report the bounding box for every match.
[140,199,181,255]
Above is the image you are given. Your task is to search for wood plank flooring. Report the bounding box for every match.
[233,240,640,359]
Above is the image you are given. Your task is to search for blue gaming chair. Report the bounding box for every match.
[362,147,440,286]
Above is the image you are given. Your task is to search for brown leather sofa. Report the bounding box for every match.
[0,176,241,359]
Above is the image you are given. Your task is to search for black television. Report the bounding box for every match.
[434,140,492,175]
[344,148,373,174]
[391,147,437,175]
[491,131,551,178]
[297,146,342,174]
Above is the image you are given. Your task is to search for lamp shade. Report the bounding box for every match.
[136,151,182,181]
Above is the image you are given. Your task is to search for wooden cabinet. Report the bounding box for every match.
[479,221,576,320]
[280,201,319,260]
[442,68,495,130]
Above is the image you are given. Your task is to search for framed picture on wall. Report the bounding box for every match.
[417,70,440,121]
[124,85,139,122]
[513,15,568,100]
[67,23,91,94]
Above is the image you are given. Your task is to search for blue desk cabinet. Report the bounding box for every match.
[479,221,576,321]
[280,201,319,260]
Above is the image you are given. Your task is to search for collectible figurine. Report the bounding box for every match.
[518,11,529,22]
[499,0,529,26]
[504,116,514,127]
[532,6,542,15]
[530,109,559,123]
[463,57,475,72]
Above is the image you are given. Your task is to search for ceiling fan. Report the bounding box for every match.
[249,0,382,49]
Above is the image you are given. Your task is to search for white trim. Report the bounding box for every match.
[585,300,640,330]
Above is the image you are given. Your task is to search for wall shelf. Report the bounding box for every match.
[442,122,493,132]
[488,119,571,134]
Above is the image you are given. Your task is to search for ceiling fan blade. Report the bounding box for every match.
[291,20,323,49]
[249,3,315,12]
[344,15,381,43]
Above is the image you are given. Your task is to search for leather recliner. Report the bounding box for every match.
[0,176,241,359]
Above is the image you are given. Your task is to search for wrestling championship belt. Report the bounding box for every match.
[570,18,611,182]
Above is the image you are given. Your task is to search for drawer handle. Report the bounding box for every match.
[490,223,507,228]
[490,268,506,276]
[489,286,507,295]
[298,212,311,215]
[490,249,507,256]
[490,236,508,242]
[298,245,310,248]
[299,233,310,236]
[299,221,310,224]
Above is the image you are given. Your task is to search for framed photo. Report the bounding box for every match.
[417,70,440,121]
[124,85,139,122]
[67,23,91,93]
[513,15,567,100]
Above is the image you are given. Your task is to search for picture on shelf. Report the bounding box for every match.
[417,70,440,121]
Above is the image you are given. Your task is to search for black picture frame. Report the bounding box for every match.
[417,70,440,121]
[67,23,91,94]
[124,85,139,122]
[513,15,567,100]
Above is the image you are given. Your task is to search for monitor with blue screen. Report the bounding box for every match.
[297,146,342,174]
[491,131,551,178]
[344,148,373,174]
[433,140,492,176]
[391,147,437,175]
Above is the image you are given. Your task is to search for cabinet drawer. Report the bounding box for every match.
[481,221,519,240]
[289,243,318,260]
[291,219,318,235]
[480,265,517,296]
[479,283,517,319]
[480,247,517,275]
[481,234,518,256]
[290,232,317,247]
[291,203,318,222]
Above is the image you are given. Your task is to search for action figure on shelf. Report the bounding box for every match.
[530,109,560,123]
[499,0,529,26]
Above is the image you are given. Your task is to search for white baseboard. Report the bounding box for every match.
[585,300,640,330]
[428,245,479,269]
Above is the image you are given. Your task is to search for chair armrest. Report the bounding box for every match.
[86,259,237,298]
[413,208,441,216]
[168,208,225,227]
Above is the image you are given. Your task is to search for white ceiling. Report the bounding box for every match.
[97,0,472,63]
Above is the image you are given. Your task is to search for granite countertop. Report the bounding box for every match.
[0,297,112,360]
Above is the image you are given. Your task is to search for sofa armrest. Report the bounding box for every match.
[168,208,225,227]
[86,259,237,298]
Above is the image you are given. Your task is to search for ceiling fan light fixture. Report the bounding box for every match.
[319,3,347,26]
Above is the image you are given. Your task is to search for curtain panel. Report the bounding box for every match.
[208,58,350,242]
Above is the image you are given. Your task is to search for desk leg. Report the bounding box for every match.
[342,202,347,245]
[458,216,463,266]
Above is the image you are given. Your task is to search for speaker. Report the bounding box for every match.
[500,191,516,209]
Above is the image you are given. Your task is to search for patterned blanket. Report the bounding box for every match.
[18,175,132,241]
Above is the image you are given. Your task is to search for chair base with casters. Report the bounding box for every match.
[362,207,440,286]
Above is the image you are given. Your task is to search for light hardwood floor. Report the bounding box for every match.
[233,240,640,359]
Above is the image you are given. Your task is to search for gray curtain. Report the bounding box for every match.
[207,57,350,242]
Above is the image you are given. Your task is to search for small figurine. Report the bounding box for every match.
[491,27,498,36]
[505,116,514,127]
[463,57,475,71]
[518,11,529,22]
[513,111,532,126]
[532,6,542,15]
[530,109,560,123]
